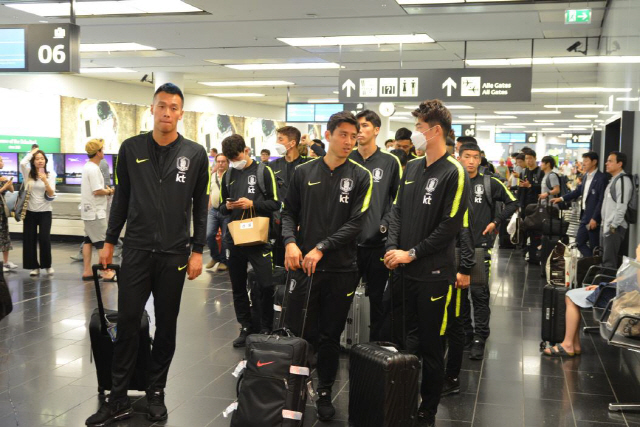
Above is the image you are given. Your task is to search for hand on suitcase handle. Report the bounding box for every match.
[100,243,114,269]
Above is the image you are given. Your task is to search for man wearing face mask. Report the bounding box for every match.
[219,135,280,347]
[349,110,402,341]
[384,99,470,427]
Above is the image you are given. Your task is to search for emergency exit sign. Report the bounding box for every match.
[565,9,591,24]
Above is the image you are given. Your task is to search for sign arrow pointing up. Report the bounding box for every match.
[442,77,457,97]
[342,79,356,97]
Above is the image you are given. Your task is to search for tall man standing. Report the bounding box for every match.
[282,111,372,421]
[86,83,209,426]
[601,151,633,268]
[206,153,230,272]
[349,110,401,341]
[384,99,469,427]
[519,149,544,263]
[551,152,606,257]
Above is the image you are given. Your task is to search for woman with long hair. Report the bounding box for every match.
[19,147,56,276]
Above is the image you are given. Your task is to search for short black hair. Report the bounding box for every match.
[411,99,452,137]
[276,126,301,145]
[456,136,477,144]
[541,155,556,169]
[390,149,408,167]
[609,151,627,168]
[154,83,184,106]
[355,109,382,128]
[312,139,325,150]
[327,111,359,134]
[516,153,525,161]
[221,134,246,160]
[395,127,412,141]
[261,149,270,155]
[210,148,218,154]
[459,143,481,157]
[385,139,394,147]
[524,149,537,158]
[582,151,599,164]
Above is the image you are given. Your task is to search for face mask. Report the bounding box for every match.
[230,159,247,170]
[275,144,287,156]
[411,131,427,152]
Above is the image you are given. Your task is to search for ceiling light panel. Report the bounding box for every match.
[278,34,434,47]
[80,67,136,73]
[307,98,339,103]
[199,81,294,87]
[466,56,640,66]
[458,115,516,119]
[6,0,202,16]
[80,43,156,52]
[575,115,598,118]
[225,63,341,70]
[535,119,592,123]
[402,105,473,110]
[544,105,605,109]
[511,123,554,126]
[617,97,640,101]
[495,111,560,115]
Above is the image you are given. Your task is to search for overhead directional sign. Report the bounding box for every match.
[338,68,532,103]
[565,9,591,24]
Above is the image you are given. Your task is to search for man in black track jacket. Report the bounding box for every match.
[457,143,518,362]
[86,84,209,427]
[282,111,372,422]
[384,99,469,427]
[349,109,401,341]
[219,134,280,347]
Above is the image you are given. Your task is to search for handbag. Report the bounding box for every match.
[13,180,33,222]
[227,207,270,246]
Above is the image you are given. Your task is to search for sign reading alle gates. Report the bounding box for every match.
[0,136,61,153]
[338,68,532,103]
[565,9,592,24]
[0,23,80,73]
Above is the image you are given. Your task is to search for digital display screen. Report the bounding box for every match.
[0,153,18,182]
[17,152,64,184]
[495,133,527,143]
[63,153,114,185]
[286,103,346,123]
[566,140,591,148]
[0,28,26,70]
[450,124,462,137]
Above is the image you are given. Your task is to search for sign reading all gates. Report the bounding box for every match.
[338,68,532,103]
[565,9,592,24]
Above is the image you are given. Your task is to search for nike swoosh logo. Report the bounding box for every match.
[178,264,187,271]
[274,170,281,174]
[257,361,274,367]
[379,257,385,262]
[136,158,149,164]
[263,253,271,257]
[431,295,444,302]
[405,180,415,185]
[308,181,321,186]
[346,291,355,297]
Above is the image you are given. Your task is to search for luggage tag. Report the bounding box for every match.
[222,401,238,417]
[232,360,247,378]
[306,378,318,402]
[104,315,117,342]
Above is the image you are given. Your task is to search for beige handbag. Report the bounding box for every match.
[227,207,270,246]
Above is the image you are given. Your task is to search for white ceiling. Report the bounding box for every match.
[0,0,626,131]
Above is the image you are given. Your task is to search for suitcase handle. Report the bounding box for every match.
[276,271,314,337]
[92,264,120,332]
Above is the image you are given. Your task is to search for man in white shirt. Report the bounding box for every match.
[560,159,573,177]
[81,139,115,281]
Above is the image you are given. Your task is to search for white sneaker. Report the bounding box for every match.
[46,268,55,275]
[6,262,18,270]
[211,262,220,272]
[29,269,39,276]
[2,266,8,273]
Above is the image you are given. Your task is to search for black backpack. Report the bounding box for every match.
[610,173,639,225]
[546,172,571,210]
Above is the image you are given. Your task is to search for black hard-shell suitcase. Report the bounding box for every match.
[349,342,420,427]
[540,283,567,349]
[89,264,151,394]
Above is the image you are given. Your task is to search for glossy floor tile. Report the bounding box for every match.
[0,242,638,426]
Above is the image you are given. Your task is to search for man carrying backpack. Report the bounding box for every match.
[601,151,635,268]
[538,156,561,206]
[219,134,280,346]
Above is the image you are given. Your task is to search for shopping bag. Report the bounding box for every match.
[228,207,269,246]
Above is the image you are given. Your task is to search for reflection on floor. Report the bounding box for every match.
[0,242,639,426]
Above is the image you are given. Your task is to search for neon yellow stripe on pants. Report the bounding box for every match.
[440,285,454,336]
[456,288,461,317]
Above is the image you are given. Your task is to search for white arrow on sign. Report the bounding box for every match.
[572,135,579,142]
[342,79,356,97]
[442,77,457,97]
[578,11,588,20]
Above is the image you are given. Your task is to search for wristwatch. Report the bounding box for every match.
[315,242,325,252]
[379,224,387,234]
[408,248,417,261]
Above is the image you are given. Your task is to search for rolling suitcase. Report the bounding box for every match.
[540,283,567,349]
[340,283,370,351]
[89,264,151,395]
[228,272,314,426]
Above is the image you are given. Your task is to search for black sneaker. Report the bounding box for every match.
[464,333,474,350]
[233,327,251,348]
[469,339,485,360]
[85,397,132,426]
[146,389,168,421]
[441,376,460,396]
[416,406,435,427]
[316,390,335,421]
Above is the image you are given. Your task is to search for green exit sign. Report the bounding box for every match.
[565,9,592,24]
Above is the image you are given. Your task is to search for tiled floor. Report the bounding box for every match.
[0,242,639,426]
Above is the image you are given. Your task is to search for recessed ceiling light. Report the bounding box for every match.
[494,125,525,129]
[569,125,591,128]
[575,115,598,118]
[308,98,339,103]
[540,130,566,134]
[199,80,294,87]
[544,105,605,109]
[458,115,517,119]
[80,67,136,73]
[80,43,156,52]
[278,33,434,47]
[532,87,632,93]
[207,93,265,98]
[511,123,554,126]
[535,119,592,123]
[332,91,339,95]
[466,56,640,66]
[6,0,202,16]
[617,97,640,101]
[495,111,560,115]
[403,105,473,110]
[453,120,485,124]
[225,63,341,70]
[542,128,587,131]
[599,111,619,114]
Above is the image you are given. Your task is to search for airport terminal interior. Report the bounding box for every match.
[0,0,640,426]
